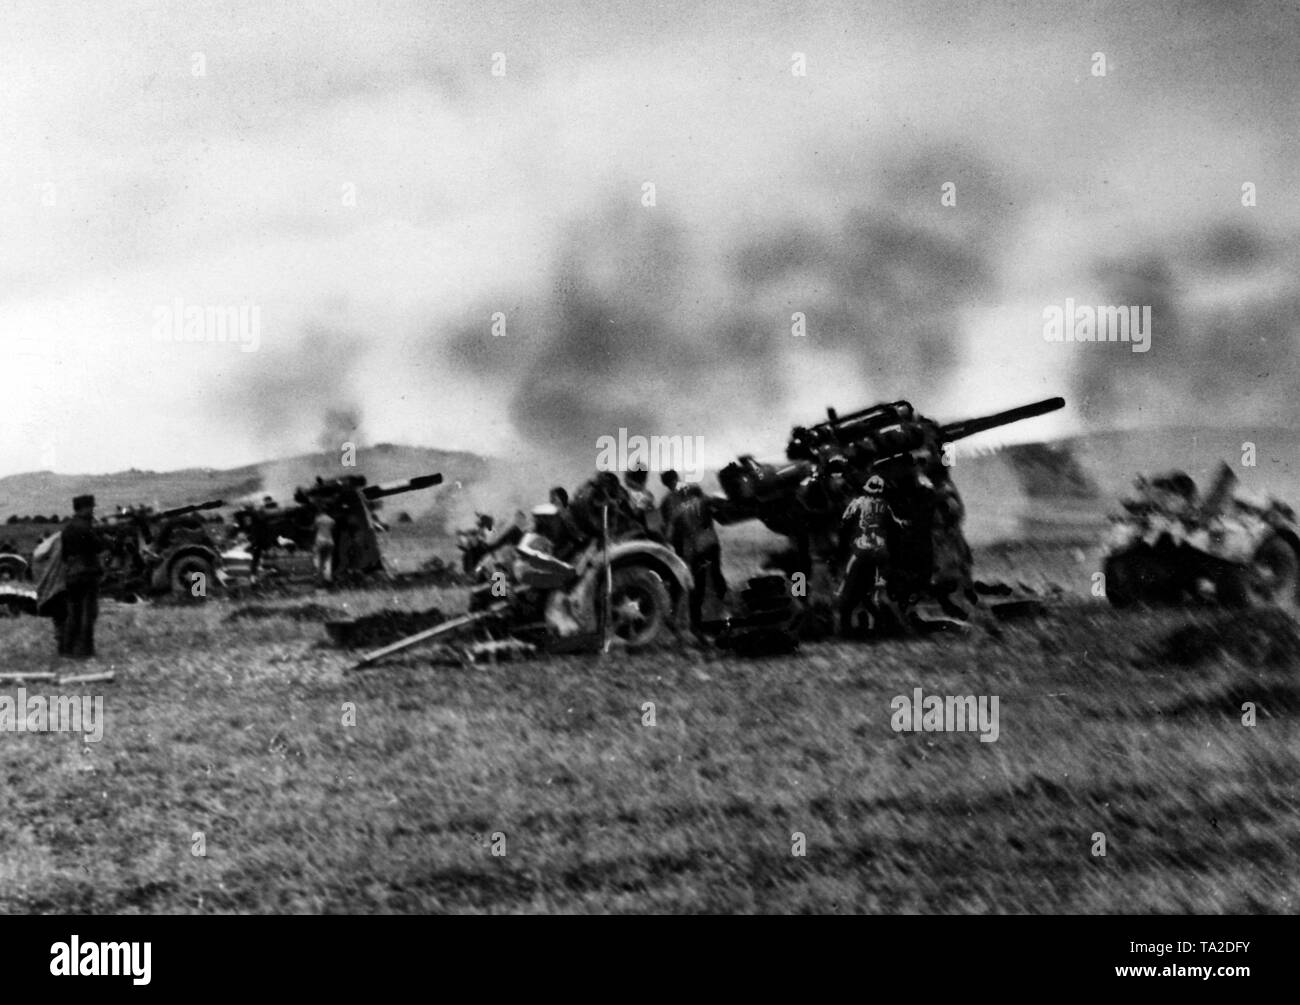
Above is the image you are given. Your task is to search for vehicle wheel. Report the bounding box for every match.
[0,555,26,583]
[169,553,216,600]
[1248,536,1300,612]
[605,565,672,648]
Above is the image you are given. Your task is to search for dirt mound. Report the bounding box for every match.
[227,602,347,623]
[1150,609,1300,670]
[325,607,445,649]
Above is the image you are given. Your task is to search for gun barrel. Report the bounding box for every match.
[939,397,1064,442]
[362,473,444,501]
[157,499,226,520]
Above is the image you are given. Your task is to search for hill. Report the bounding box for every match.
[4,425,1300,546]
[0,444,490,522]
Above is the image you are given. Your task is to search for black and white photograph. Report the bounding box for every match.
[0,0,1295,953]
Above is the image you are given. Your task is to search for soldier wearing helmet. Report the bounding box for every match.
[837,474,904,637]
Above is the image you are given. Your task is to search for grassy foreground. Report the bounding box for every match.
[3,552,1297,914]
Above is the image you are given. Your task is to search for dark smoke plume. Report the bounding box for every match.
[1073,220,1300,429]
[445,145,1017,473]
[317,406,364,454]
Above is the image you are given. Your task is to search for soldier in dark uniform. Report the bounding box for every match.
[623,467,656,535]
[658,470,684,535]
[670,484,728,632]
[546,486,586,563]
[571,471,640,542]
[61,494,105,658]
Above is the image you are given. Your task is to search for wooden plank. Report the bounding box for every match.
[348,602,509,670]
[58,672,116,685]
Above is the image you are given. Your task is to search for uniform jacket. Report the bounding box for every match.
[843,494,894,554]
[671,495,720,561]
[61,516,105,587]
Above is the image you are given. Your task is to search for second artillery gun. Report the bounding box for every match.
[231,473,443,583]
[100,499,227,600]
[1102,462,1300,611]
[714,395,1066,619]
[0,499,225,602]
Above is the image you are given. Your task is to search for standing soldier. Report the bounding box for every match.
[572,471,639,541]
[624,467,656,534]
[547,486,585,562]
[658,469,684,535]
[60,494,105,658]
[837,475,901,637]
[670,484,728,633]
[313,508,336,585]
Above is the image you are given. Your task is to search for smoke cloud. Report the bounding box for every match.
[440,144,1019,495]
[1071,220,1300,430]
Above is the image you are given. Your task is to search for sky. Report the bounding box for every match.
[2,0,1298,479]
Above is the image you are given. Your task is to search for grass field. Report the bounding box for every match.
[1,527,1297,914]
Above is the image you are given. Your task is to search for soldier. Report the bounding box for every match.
[927,473,975,619]
[546,486,585,562]
[624,467,656,533]
[670,484,728,632]
[572,471,639,541]
[313,508,336,584]
[60,494,105,658]
[658,469,685,534]
[458,512,497,575]
[837,474,901,637]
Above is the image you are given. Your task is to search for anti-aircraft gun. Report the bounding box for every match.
[715,396,1065,613]
[233,473,442,582]
[99,498,227,599]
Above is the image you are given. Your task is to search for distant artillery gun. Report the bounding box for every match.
[0,500,225,600]
[1102,463,1300,612]
[231,473,443,583]
[714,396,1066,618]
[99,499,227,599]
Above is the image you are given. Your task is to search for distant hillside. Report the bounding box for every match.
[0,443,490,521]
[5,426,1298,546]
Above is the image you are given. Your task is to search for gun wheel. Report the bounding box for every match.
[169,553,217,601]
[605,566,672,649]
[1248,536,1300,613]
